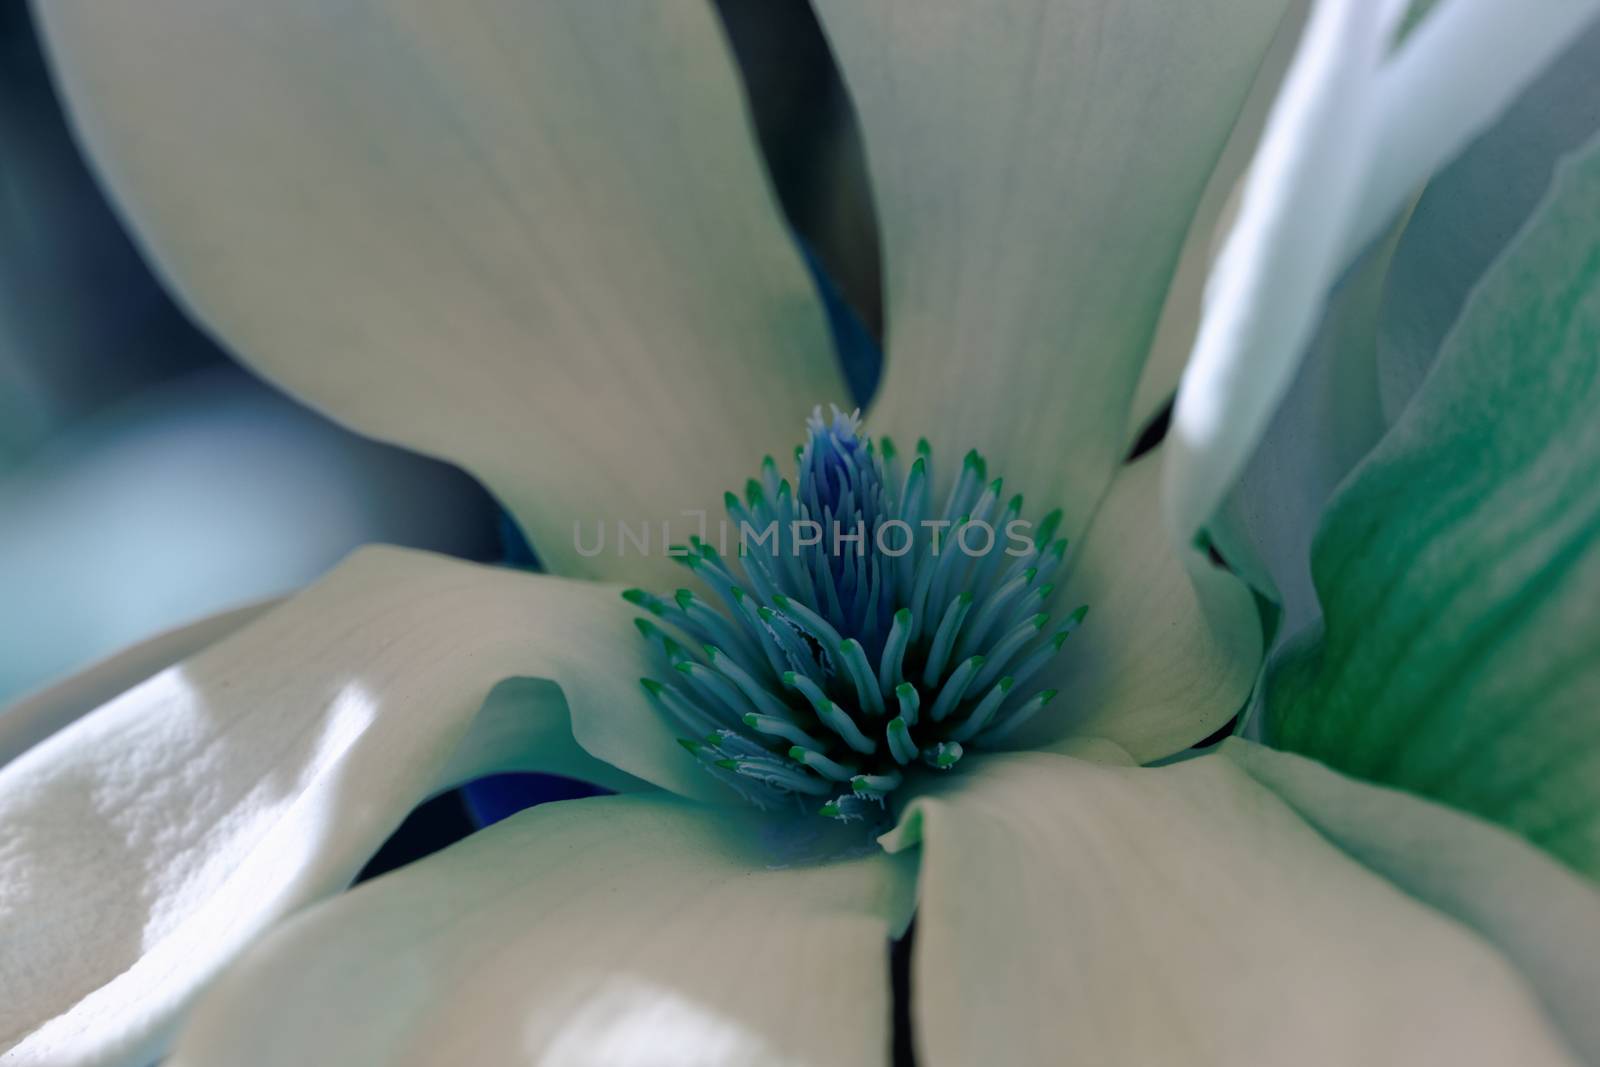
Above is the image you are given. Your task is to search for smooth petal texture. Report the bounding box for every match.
[0,599,273,768]
[1378,17,1600,421]
[814,0,1292,538]
[1165,0,1393,557]
[884,752,1579,1066]
[170,795,914,1067]
[1015,450,1261,763]
[1124,2,1306,445]
[1345,0,1600,267]
[1206,226,1400,640]
[34,0,848,587]
[1167,0,1600,561]
[1264,137,1600,877]
[0,366,498,704]
[1225,739,1600,1061]
[0,546,707,1067]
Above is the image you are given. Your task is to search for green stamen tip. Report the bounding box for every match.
[631,412,1086,817]
[1070,604,1090,623]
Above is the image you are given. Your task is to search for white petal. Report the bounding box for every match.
[1165,0,1393,557]
[0,599,272,767]
[813,0,1293,536]
[170,795,914,1067]
[1125,4,1307,445]
[884,752,1580,1066]
[1016,450,1261,762]
[1225,739,1600,1062]
[1205,228,1399,639]
[1166,0,1600,561]
[0,366,497,704]
[34,0,848,586]
[1377,18,1600,421]
[1346,0,1600,267]
[0,547,716,1066]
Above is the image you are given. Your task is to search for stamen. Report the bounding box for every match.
[627,406,1089,821]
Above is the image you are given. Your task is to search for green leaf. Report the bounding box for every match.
[1265,135,1600,877]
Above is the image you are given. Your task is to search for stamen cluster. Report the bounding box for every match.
[628,407,1085,819]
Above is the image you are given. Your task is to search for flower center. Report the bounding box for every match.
[627,406,1085,821]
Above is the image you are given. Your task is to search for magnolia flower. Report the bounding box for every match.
[0,13,499,704]
[3,2,1599,1066]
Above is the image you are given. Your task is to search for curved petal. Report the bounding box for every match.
[883,752,1581,1066]
[1345,0,1600,267]
[0,8,209,467]
[1264,136,1600,878]
[34,0,848,587]
[0,546,712,1066]
[1206,225,1400,640]
[0,599,273,767]
[1014,449,1261,763]
[1225,739,1600,1061]
[1124,3,1307,445]
[1377,17,1600,421]
[1167,0,1600,563]
[1164,0,1393,557]
[169,795,914,1066]
[813,0,1293,538]
[0,366,498,704]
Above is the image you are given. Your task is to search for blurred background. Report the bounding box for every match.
[0,0,882,708]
